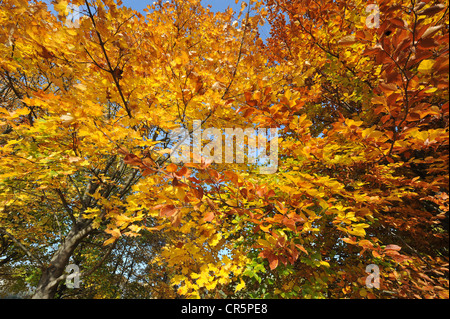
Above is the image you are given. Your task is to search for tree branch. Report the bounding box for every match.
[55,189,77,225]
[0,227,44,268]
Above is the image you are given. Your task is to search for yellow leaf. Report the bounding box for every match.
[418,59,434,74]
[175,187,186,202]
[54,1,68,15]
[235,278,245,292]
[368,130,384,139]
[359,288,368,297]
[66,28,78,36]
[205,280,217,290]
[106,228,121,238]
[348,223,369,237]
[103,237,116,246]
[74,83,87,91]
[210,233,222,247]
[178,285,188,295]
[190,272,200,279]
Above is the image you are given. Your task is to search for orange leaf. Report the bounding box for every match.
[166,163,178,172]
[203,211,215,222]
[268,254,279,270]
[342,237,357,245]
[296,244,308,255]
[160,204,177,217]
[385,244,401,251]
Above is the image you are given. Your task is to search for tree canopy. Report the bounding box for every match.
[0,0,448,299]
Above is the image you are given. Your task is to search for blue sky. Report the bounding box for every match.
[43,0,272,40]
[120,0,271,39]
[121,0,241,14]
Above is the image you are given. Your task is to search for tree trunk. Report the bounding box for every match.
[32,220,93,299]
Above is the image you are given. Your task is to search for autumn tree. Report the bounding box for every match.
[0,0,448,299]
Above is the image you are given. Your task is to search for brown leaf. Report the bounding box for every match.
[421,25,445,39]
[338,35,357,46]
[418,4,446,16]
[124,153,142,166]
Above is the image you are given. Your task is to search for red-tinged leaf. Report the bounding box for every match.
[124,153,142,166]
[283,218,297,232]
[184,162,200,169]
[38,45,55,59]
[244,91,253,103]
[235,106,246,114]
[142,157,157,167]
[176,241,184,248]
[267,189,276,198]
[389,18,405,28]
[379,83,398,92]
[203,211,215,222]
[363,46,382,56]
[268,253,279,270]
[243,107,255,118]
[258,250,269,259]
[205,197,217,211]
[176,166,189,177]
[172,210,182,227]
[342,237,357,245]
[385,244,402,251]
[240,188,249,199]
[247,99,258,107]
[417,37,437,49]
[224,171,239,185]
[255,186,266,197]
[160,204,177,217]
[188,176,200,183]
[197,186,204,199]
[291,247,299,261]
[372,250,383,258]
[279,255,287,266]
[142,168,156,176]
[380,114,391,124]
[295,244,308,255]
[208,168,220,181]
[117,147,129,155]
[385,250,400,257]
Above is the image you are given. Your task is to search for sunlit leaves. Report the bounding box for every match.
[0,0,448,300]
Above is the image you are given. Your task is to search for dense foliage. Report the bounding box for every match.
[0,0,448,299]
